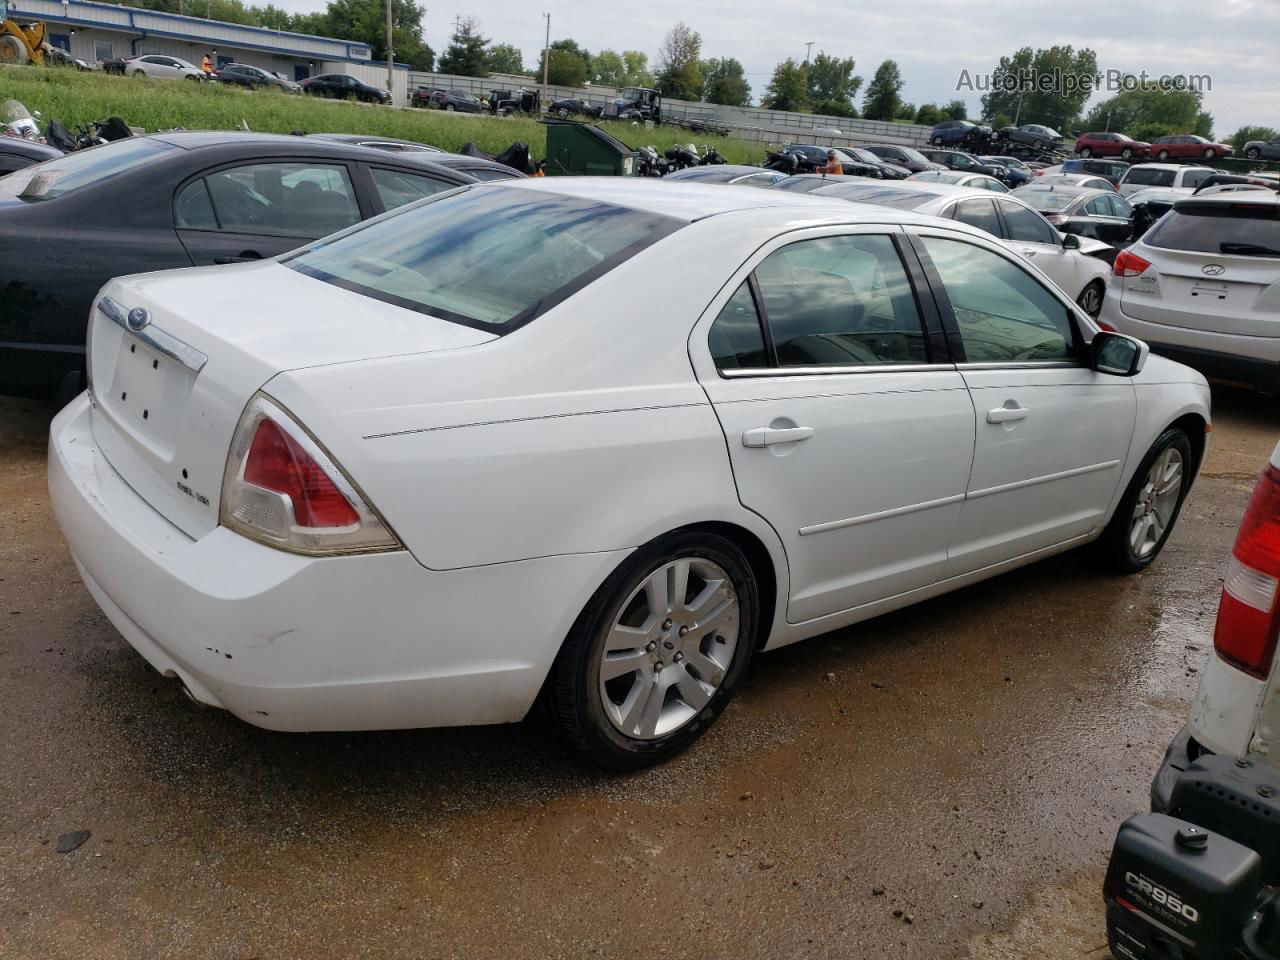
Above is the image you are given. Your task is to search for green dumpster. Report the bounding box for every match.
[542,120,639,176]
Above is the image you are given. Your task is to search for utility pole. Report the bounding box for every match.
[541,12,550,104]
[385,0,394,102]
[804,41,813,63]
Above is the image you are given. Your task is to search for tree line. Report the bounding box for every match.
[92,3,1267,143]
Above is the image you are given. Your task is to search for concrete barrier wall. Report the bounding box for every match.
[405,70,932,149]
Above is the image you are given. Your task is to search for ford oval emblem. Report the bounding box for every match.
[1201,264,1226,277]
[126,307,151,331]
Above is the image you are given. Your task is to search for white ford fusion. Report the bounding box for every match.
[49,178,1210,768]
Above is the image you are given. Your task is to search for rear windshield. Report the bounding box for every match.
[0,137,175,201]
[1017,190,1078,212]
[813,185,936,209]
[1144,202,1280,257]
[288,187,682,332]
[1124,168,1176,187]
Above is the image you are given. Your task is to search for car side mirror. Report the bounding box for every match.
[1061,233,1081,250]
[1091,331,1148,376]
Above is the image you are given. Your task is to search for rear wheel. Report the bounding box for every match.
[546,531,758,769]
[1095,428,1193,573]
[1034,138,1045,150]
[1076,280,1104,319]
[445,103,456,111]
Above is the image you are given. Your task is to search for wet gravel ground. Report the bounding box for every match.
[0,386,1275,959]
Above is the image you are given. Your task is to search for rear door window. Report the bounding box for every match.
[952,198,1001,236]
[1125,168,1176,187]
[708,282,768,370]
[204,161,360,237]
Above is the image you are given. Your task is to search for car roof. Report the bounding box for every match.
[489,177,977,228]
[310,133,439,149]
[1125,163,1209,173]
[1173,192,1280,208]
[426,154,524,175]
[667,165,774,178]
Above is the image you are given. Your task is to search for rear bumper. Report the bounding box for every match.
[1099,297,1280,389]
[48,393,627,732]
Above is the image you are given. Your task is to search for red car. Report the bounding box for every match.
[1149,134,1234,161]
[1074,131,1149,160]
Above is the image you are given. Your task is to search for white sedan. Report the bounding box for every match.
[49,179,1210,768]
[124,54,205,81]
[807,179,1114,317]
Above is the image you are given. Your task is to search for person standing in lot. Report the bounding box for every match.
[202,53,213,74]
[823,150,843,175]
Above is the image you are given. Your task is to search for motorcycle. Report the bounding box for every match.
[1,100,42,142]
[636,145,669,177]
[44,116,133,153]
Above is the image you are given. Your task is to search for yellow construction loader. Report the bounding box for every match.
[0,18,48,66]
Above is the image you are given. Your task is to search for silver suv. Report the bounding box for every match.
[1099,194,1280,391]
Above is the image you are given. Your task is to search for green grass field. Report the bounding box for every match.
[0,66,770,164]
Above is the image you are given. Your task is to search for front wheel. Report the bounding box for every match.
[545,531,759,769]
[1034,138,1044,150]
[1121,148,1134,160]
[1157,149,1170,161]
[1246,148,1261,160]
[1079,147,1093,158]
[1095,428,1193,573]
[445,103,455,111]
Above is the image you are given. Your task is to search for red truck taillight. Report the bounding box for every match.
[1214,464,1280,679]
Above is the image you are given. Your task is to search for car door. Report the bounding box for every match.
[1086,193,1132,244]
[173,159,366,265]
[909,229,1136,575]
[995,197,1082,296]
[694,227,975,623]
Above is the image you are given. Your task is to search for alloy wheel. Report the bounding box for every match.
[598,558,740,740]
[1080,148,1092,157]
[1130,447,1184,558]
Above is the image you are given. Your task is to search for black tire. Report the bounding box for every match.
[1121,148,1133,160]
[1246,148,1261,160]
[545,530,759,770]
[1203,148,1215,159]
[1079,147,1093,158]
[1157,149,1170,161]
[931,136,943,146]
[1034,138,1044,150]
[1077,280,1104,319]
[1095,427,1194,573]
[445,103,455,111]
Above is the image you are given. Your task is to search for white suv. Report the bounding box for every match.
[1098,193,1280,392]
[1117,163,1215,197]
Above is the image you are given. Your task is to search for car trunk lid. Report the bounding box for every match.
[86,261,496,539]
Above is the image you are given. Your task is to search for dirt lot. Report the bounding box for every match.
[0,386,1274,960]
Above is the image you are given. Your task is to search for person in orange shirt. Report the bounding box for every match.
[201,53,213,74]
[822,150,843,176]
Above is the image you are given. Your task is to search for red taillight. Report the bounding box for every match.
[1113,250,1151,277]
[1213,464,1280,678]
[242,417,359,528]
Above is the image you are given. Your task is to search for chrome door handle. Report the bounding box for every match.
[987,404,1030,424]
[1020,248,1037,257]
[742,425,816,447]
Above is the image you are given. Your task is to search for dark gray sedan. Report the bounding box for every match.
[1244,137,1280,161]
[1012,183,1133,245]
[0,131,483,399]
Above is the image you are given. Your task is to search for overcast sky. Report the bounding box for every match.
[293,0,1278,135]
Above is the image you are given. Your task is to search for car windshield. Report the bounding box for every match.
[896,147,928,164]
[1144,202,1280,257]
[1125,168,1176,187]
[0,137,176,201]
[287,187,682,332]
